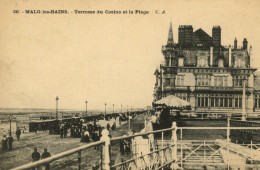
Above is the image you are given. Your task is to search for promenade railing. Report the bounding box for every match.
[12,121,260,170]
[12,123,178,170]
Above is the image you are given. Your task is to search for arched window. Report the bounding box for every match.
[218,59,224,67]
[196,52,209,67]
[234,52,246,68]
[178,58,184,66]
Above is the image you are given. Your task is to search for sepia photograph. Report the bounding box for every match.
[1,0,260,169]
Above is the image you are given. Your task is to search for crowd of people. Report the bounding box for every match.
[56,118,118,144]
[1,127,22,152]
[1,111,145,170]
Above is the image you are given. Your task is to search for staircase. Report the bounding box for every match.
[178,141,224,169]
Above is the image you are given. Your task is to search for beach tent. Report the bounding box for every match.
[153,95,191,110]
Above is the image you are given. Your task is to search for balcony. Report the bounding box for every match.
[162,85,255,93]
[196,86,234,91]
[195,86,254,93]
[211,86,234,90]
[163,86,188,92]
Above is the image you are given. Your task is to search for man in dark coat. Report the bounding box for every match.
[32,147,41,170]
[159,108,172,129]
[16,127,21,141]
[41,148,51,170]
[111,122,116,130]
[32,147,41,162]
[8,134,13,151]
[119,139,125,155]
[107,123,110,131]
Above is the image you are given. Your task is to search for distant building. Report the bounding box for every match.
[153,22,259,115]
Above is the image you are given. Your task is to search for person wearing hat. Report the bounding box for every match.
[8,134,13,151]
[31,147,41,170]
[2,135,8,151]
[16,127,21,141]
[32,147,40,162]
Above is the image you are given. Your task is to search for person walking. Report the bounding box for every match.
[16,127,21,141]
[41,148,51,170]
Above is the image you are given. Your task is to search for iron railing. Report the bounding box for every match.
[12,124,177,170]
[11,123,260,170]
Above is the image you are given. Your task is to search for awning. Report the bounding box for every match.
[153,95,191,110]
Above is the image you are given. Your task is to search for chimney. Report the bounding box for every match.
[243,38,248,50]
[212,26,221,47]
[249,45,253,67]
[178,25,193,47]
[228,46,232,67]
[234,38,237,50]
[210,46,213,66]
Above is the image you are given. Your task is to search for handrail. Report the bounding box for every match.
[112,144,175,167]
[179,127,260,130]
[111,127,175,142]
[11,140,104,170]
[12,127,175,170]
[12,126,260,170]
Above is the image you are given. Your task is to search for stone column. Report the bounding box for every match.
[228,46,232,67]
[101,129,111,170]
[171,122,178,169]
[210,47,213,66]
[242,80,246,121]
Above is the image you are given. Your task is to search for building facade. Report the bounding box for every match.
[153,23,259,115]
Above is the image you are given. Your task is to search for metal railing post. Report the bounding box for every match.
[161,131,164,169]
[180,128,183,141]
[101,129,111,170]
[227,116,230,141]
[181,142,183,168]
[180,127,183,168]
[171,122,177,169]
[78,151,81,170]
[227,118,230,170]
[251,140,253,160]
[203,141,206,163]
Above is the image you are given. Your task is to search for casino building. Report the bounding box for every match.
[153,23,260,116]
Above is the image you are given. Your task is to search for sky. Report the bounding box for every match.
[0,0,260,112]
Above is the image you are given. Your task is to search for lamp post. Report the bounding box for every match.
[9,114,13,136]
[127,105,130,131]
[85,100,88,116]
[121,105,123,114]
[113,104,114,114]
[104,103,107,120]
[56,96,59,120]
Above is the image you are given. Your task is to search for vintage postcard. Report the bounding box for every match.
[1,0,260,169]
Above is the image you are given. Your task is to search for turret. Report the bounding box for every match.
[167,22,174,45]
[249,45,253,67]
[234,38,237,50]
[243,38,248,50]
